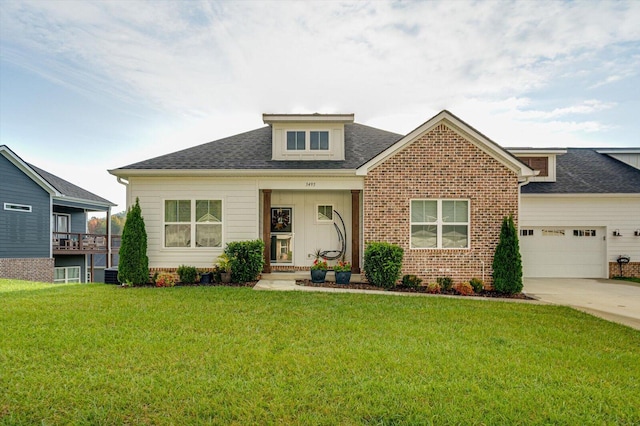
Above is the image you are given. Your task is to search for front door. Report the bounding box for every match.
[270,207,293,264]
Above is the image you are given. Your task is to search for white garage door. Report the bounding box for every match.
[520,227,607,278]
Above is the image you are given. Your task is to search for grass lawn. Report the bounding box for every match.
[1,279,639,425]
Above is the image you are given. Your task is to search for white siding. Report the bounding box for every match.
[607,153,640,170]
[521,195,640,265]
[128,176,258,268]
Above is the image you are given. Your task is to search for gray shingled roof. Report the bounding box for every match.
[29,164,114,205]
[117,123,403,171]
[522,148,640,194]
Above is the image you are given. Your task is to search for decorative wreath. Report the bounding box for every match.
[271,209,291,231]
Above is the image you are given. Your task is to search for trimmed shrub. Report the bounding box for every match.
[493,215,523,294]
[155,272,176,287]
[224,239,265,283]
[401,274,422,289]
[363,242,404,289]
[118,198,149,286]
[469,277,484,293]
[426,282,441,294]
[436,276,453,291]
[453,282,475,296]
[177,265,198,284]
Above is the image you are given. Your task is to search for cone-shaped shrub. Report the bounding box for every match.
[118,198,149,285]
[492,215,523,294]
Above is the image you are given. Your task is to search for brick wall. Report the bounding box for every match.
[363,124,520,287]
[0,258,55,282]
[609,262,640,278]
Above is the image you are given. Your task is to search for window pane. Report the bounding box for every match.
[196,224,222,247]
[196,200,222,222]
[442,200,468,223]
[165,200,190,222]
[310,131,329,150]
[442,225,468,248]
[287,132,296,150]
[165,224,191,247]
[411,225,437,248]
[54,268,65,281]
[296,131,305,150]
[68,267,80,280]
[57,215,69,233]
[318,205,333,221]
[411,200,437,223]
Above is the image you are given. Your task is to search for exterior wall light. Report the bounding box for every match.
[635,229,640,236]
[613,229,622,236]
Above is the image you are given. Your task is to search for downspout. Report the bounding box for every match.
[114,176,129,269]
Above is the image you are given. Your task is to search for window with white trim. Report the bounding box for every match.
[520,229,534,236]
[317,205,333,222]
[286,130,329,151]
[54,266,81,283]
[4,202,32,212]
[164,199,222,248]
[411,199,469,249]
[573,229,596,237]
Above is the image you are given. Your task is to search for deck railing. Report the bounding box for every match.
[52,232,121,253]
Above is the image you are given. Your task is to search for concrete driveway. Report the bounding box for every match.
[523,278,640,330]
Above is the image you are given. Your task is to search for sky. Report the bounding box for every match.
[1,0,639,213]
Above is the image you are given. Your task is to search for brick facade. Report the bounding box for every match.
[363,124,519,287]
[0,258,55,282]
[609,262,640,279]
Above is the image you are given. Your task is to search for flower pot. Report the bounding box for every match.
[221,272,231,283]
[335,271,352,285]
[310,269,327,283]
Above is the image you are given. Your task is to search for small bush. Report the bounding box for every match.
[426,282,441,294]
[364,242,404,289]
[436,276,453,291]
[453,282,475,296]
[469,278,484,293]
[177,265,198,284]
[401,274,422,289]
[224,240,265,283]
[155,272,176,287]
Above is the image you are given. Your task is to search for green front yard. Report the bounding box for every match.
[1,279,639,425]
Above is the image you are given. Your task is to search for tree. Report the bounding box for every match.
[492,215,523,294]
[118,198,149,285]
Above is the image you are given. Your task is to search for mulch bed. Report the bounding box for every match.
[296,279,534,300]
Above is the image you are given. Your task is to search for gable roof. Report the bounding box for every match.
[110,123,403,176]
[1,145,114,207]
[522,148,640,194]
[355,110,536,180]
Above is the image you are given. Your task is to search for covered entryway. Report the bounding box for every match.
[520,227,607,278]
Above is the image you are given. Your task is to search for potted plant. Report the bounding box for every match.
[310,250,328,283]
[216,253,232,283]
[333,260,352,284]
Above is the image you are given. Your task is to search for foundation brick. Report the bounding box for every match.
[0,258,55,282]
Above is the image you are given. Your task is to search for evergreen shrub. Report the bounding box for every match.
[224,240,265,283]
[492,215,523,294]
[363,242,404,289]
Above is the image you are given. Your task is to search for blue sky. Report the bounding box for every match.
[1,0,639,212]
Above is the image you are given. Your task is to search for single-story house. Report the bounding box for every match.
[0,145,117,283]
[109,111,640,283]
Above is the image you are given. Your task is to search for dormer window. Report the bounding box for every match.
[310,131,329,150]
[287,131,306,150]
[286,131,330,151]
[264,113,353,161]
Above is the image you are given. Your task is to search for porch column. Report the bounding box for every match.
[351,190,361,273]
[106,207,111,268]
[262,189,272,273]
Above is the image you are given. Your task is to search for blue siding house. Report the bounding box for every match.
[0,145,116,283]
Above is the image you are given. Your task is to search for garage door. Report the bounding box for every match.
[520,227,607,278]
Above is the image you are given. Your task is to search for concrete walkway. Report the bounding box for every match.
[523,278,640,330]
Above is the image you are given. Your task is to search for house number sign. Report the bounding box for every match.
[306,182,316,187]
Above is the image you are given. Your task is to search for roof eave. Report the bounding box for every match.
[109,168,359,178]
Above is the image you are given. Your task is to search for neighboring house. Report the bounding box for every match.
[109,110,640,284]
[513,147,640,278]
[0,145,117,283]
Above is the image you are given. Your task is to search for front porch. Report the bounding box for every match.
[260,187,362,274]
